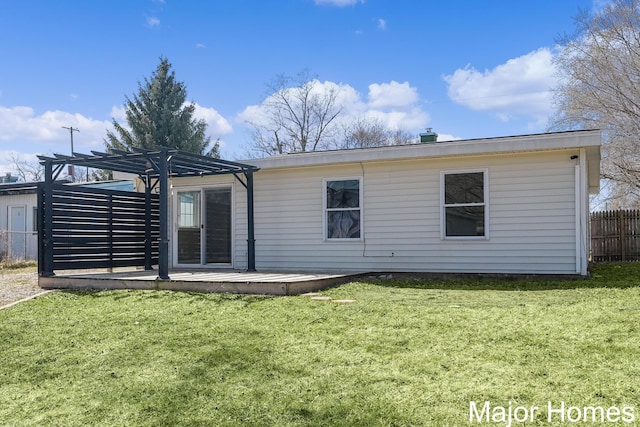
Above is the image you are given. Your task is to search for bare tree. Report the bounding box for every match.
[389,128,417,146]
[9,152,44,182]
[340,117,417,149]
[245,70,343,156]
[341,117,388,149]
[550,0,640,207]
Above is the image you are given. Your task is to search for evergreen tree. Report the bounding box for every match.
[105,57,219,157]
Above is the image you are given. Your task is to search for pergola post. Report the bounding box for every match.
[158,150,170,280]
[246,170,256,272]
[41,161,54,277]
[144,175,153,271]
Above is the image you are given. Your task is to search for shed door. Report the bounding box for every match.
[8,206,26,260]
[176,188,232,265]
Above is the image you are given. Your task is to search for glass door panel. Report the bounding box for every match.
[205,188,232,264]
[177,191,201,264]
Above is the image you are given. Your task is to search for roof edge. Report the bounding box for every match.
[244,130,602,170]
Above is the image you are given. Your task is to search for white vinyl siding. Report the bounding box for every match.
[175,148,583,275]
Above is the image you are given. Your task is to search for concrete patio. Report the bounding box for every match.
[39,269,364,296]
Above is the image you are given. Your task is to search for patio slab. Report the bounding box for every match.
[39,269,364,296]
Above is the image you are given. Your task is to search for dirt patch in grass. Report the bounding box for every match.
[0,270,42,307]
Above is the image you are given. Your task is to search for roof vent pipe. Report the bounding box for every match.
[419,128,438,143]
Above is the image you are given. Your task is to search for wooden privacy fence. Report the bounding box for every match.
[591,209,640,262]
[38,183,160,272]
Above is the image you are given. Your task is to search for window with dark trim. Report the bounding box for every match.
[442,171,487,238]
[325,179,361,240]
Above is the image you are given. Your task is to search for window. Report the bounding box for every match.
[324,178,362,240]
[442,170,487,238]
[178,191,200,228]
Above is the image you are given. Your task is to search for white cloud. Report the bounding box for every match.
[0,106,114,175]
[109,105,126,121]
[237,79,429,137]
[314,0,364,6]
[146,16,160,28]
[443,48,558,126]
[191,103,233,137]
[368,81,418,109]
[377,18,387,30]
[435,133,461,142]
[196,43,206,49]
[0,102,235,172]
[0,106,110,151]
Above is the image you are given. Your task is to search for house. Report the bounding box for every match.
[0,179,134,262]
[166,129,601,276]
[36,130,601,279]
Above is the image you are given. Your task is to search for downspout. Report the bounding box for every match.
[579,148,588,275]
[246,170,256,272]
[574,149,588,275]
[574,162,580,274]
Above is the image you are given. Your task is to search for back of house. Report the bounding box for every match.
[169,130,601,276]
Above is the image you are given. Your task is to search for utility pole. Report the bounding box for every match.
[62,126,79,154]
[62,126,79,181]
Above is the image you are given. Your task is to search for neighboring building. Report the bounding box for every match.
[167,130,601,275]
[0,181,40,261]
[0,180,133,261]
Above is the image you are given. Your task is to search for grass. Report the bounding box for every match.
[1,264,640,426]
[0,260,37,273]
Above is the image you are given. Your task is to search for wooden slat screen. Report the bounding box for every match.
[48,183,160,270]
[591,209,640,262]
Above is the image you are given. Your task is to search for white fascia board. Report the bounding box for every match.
[244,130,602,172]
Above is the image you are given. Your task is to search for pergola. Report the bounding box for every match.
[38,148,259,279]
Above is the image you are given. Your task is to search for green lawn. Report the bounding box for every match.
[1,264,640,426]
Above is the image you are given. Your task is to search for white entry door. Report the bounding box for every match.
[8,206,26,260]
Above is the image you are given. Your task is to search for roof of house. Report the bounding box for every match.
[0,181,40,195]
[0,179,135,196]
[245,130,602,192]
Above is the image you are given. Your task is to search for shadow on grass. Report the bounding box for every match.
[360,263,640,292]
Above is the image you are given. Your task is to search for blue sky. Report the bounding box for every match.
[0,0,598,175]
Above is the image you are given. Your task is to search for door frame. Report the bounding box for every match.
[8,205,27,260]
[172,184,234,268]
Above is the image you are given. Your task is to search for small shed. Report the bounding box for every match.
[0,181,40,261]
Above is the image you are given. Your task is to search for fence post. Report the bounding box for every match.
[619,209,627,262]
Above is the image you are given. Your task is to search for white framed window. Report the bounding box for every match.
[323,178,363,240]
[441,169,488,239]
